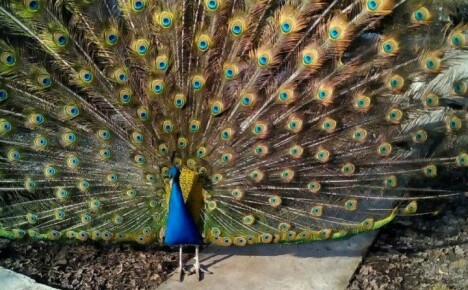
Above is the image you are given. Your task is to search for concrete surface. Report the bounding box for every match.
[0,267,58,290]
[159,231,378,290]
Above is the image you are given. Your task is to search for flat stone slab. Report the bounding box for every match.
[0,267,58,290]
[160,231,378,290]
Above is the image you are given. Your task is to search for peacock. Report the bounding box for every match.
[0,0,467,283]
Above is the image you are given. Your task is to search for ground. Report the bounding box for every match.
[348,197,467,290]
[0,197,466,290]
[0,241,186,289]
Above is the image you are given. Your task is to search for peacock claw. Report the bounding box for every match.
[188,262,212,281]
[188,245,212,281]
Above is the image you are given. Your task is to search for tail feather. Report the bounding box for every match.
[0,0,466,246]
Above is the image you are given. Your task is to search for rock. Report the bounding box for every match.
[454,245,464,256]
[56,258,67,266]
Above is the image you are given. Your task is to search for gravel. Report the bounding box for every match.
[348,197,467,290]
[0,240,191,289]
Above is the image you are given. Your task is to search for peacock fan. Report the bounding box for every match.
[0,0,467,283]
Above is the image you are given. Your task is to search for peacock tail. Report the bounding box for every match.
[0,0,466,247]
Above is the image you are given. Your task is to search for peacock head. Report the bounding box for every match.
[169,166,181,180]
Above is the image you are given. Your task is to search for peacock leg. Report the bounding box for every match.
[178,245,185,282]
[191,245,212,281]
[194,245,201,280]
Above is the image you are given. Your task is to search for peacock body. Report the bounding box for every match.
[0,0,466,258]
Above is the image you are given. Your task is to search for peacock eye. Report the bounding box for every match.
[206,0,219,11]
[383,43,393,52]
[211,174,222,184]
[98,129,110,140]
[221,153,232,163]
[220,128,233,140]
[131,132,143,143]
[456,153,468,167]
[113,69,128,83]
[78,69,93,83]
[162,120,173,133]
[447,116,462,131]
[414,10,425,21]
[279,91,288,100]
[174,94,186,109]
[158,145,168,157]
[224,65,238,79]
[320,118,336,132]
[367,0,378,10]
[411,7,431,24]
[426,59,434,69]
[241,94,255,107]
[53,32,69,47]
[253,124,264,134]
[8,150,21,161]
[126,189,137,198]
[134,155,145,165]
[31,113,44,124]
[280,18,294,34]
[450,33,465,47]
[177,137,188,149]
[257,53,271,67]
[108,173,118,182]
[189,120,201,133]
[230,19,245,36]
[232,25,242,35]
[69,156,79,165]
[315,149,330,162]
[197,34,211,52]
[138,107,149,121]
[199,40,208,50]
[329,27,342,39]
[191,75,205,90]
[132,0,145,11]
[1,52,16,66]
[422,93,439,107]
[108,34,117,44]
[151,80,164,95]
[211,101,224,115]
[453,81,467,95]
[197,147,207,158]
[157,59,168,70]
[159,12,173,28]
[303,54,313,64]
[133,39,149,55]
[0,89,8,101]
[37,74,52,88]
[26,0,41,12]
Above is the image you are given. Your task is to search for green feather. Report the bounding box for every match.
[0,0,466,250]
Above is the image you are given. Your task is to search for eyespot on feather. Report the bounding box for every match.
[411,7,432,25]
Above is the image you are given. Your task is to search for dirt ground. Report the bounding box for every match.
[0,240,189,289]
[348,197,467,290]
[0,197,466,290]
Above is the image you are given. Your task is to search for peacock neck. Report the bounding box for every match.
[164,168,202,245]
[170,176,184,206]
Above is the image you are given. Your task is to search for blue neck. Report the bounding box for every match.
[164,170,202,245]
